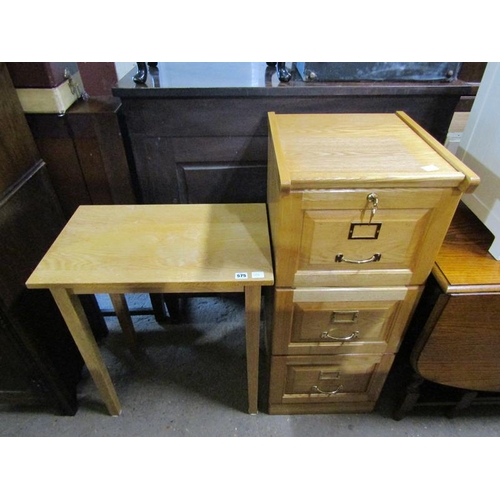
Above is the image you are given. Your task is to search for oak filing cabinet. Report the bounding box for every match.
[266,111,479,414]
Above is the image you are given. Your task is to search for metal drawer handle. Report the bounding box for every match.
[321,330,359,341]
[312,385,343,395]
[335,253,381,264]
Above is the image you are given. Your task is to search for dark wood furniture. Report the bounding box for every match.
[112,62,481,206]
[6,62,136,218]
[0,63,106,415]
[25,97,136,219]
[393,202,500,419]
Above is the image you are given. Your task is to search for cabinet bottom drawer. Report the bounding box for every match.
[269,353,394,409]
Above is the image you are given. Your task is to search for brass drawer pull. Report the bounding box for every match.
[321,330,359,341]
[312,385,343,395]
[335,253,381,264]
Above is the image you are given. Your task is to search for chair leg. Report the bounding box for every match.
[447,391,478,418]
[164,294,182,323]
[150,293,168,322]
[393,371,424,421]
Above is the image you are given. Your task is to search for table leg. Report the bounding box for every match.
[51,288,122,416]
[245,286,261,415]
[109,293,137,349]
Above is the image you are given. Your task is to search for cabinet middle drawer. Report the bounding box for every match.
[271,287,421,355]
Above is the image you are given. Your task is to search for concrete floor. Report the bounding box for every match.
[1,293,499,437]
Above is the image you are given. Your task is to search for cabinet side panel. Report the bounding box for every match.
[267,134,302,287]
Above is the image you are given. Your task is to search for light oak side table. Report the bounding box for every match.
[26,203,274,415]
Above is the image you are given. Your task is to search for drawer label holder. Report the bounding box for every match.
[348,222,382,240]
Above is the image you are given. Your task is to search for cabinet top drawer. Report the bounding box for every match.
[268,112,479,193]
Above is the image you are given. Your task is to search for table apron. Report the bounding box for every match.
[62,283,265,295]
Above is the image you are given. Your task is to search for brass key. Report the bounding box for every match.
[367,193,379,222]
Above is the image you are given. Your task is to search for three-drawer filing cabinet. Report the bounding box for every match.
[266,111,479,414]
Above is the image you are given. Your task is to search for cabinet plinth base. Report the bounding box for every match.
[268,401,376,415]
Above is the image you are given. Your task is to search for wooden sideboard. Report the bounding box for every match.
[393,202,500,418]
[112,62,479,206]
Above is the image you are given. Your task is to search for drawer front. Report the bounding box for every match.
[294,304,387,343]
[269,354,394,405]
[299,207,428,275]
[283,188,460,288]
[272,287,422,355]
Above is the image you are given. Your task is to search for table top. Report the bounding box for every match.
[26,204,274,294]
[432,203,500,294]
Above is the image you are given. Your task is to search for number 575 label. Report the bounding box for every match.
[235,271,265,280]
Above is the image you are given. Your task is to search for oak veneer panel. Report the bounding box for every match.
[26,204,274,294]
[266,112,479,415]
[268,112,470,191]
[266,136,302,286]
[267,113,474,289]
[268,401,376,415]
[272,287,421,356]
[283,187,462,288]
[269,354,395,406]
[299,207,429,272]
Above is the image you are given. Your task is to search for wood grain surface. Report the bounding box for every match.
[268,112,471,190]
[26,203,274,293]
[433,203,500,293]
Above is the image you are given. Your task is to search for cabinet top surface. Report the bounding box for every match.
[112,63,473,98]
[26,204,274,291]
[269,112,467,190]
